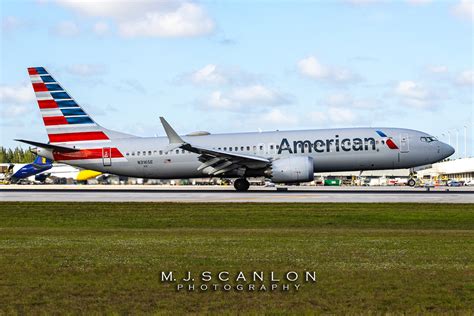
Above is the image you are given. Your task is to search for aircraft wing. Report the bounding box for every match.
[160,117,270,176]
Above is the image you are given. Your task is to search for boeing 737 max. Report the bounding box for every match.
[16,67,455,191]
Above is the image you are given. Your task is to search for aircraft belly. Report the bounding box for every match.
[311,151,396,172]
[153,162,203,179]
[112,157,203,179]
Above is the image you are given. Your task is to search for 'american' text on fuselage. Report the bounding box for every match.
[278,136,377,154]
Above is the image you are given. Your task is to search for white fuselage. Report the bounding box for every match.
[38,127,454,180]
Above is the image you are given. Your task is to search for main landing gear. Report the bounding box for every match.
[234,178,250,192]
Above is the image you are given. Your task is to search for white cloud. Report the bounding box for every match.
[396,81,428,99]
[0,105,29,117]
[310,111,328,123]
[395,80,435,109]
[53,20,80,37]
[456,70,474,86]
[93,21,109,35]
[452,0,474,21]
[310,107,357,124]
[406,0,432,5]
[1,16,25,32]
[326,93,351,106]
[207,91,233,109]
[0,84,35,105]
[185,64,258,86]
[297,56,360,83]
[116,79,147,94]
[119,3,214,38]
[232,85,286,104]
[328,107,357,123]
[298,56,329,79]
[206,85,292,110]
[56,0,176,19]
[348,0,432,5]
[65,64,107,76]
[56,0,215,38]
[426,65,449,74]
[325,92,378,109]
[190,64,228,85]
[262,109,298,125]
[345,0,380,5]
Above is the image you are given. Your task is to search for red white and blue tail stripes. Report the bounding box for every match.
[28,67,110,144]
[28,67,125,163]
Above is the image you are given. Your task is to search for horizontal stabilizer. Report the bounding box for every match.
[15,139,79,152]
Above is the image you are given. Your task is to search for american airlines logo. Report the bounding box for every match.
[277,131,398,155]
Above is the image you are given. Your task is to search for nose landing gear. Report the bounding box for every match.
[233,178,250,192]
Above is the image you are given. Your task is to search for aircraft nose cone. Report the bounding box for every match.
[442,143,455,158]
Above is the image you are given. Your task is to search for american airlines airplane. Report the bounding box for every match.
[16,67,455,191]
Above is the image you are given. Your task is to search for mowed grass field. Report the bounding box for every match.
[0,202,473,314]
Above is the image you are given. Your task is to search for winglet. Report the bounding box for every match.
[159,117,185,144]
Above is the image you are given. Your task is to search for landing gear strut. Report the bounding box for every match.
[234,178,250,192]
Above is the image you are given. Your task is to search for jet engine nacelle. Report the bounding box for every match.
[268,156,314,183]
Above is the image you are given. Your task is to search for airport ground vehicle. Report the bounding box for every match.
[464,179,474,186]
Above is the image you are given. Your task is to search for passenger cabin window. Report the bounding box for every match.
[224,147,227,151]
[137,152,140,156]
[148,151,152,155]
[259,145,263,150]
[229,147,233,151]
[176,150,179,154]
[270,145,274,150]
[241,146,244,151]
[126,153,129,156]
[246,146,250,151]
[142,151,146,156]
[159,150,163,155]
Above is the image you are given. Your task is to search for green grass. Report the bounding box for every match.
[0,202,473,314]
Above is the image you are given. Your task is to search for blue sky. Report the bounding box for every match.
[1,0,473,157]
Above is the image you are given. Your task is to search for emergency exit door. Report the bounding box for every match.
[400,134,409,153]
[102,147,112,166]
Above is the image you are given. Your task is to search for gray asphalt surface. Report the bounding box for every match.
[1,185,473,203]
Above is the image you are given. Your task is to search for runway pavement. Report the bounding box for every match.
[1,185,473,203]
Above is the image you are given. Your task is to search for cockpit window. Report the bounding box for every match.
[420,136,437,142]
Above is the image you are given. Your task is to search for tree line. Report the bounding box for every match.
[0,147,36,163]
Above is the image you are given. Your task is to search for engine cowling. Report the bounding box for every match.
[267,156,314,183]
